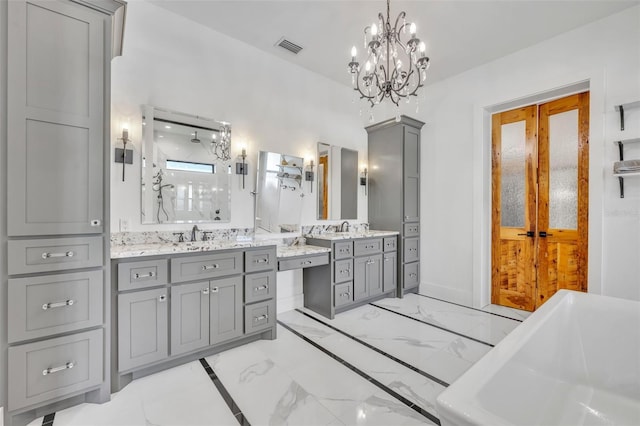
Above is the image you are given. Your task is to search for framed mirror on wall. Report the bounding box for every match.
[140,105,232,224]
[317,142,358,220]
[254,151,304,234]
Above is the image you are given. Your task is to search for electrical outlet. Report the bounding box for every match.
[119,218,129,232]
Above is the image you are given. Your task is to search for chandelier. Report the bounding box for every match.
[348,0,430,108]
[210,123,231,162]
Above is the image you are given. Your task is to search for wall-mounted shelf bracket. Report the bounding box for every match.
[615,101,640,131]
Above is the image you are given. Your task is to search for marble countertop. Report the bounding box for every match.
[305,230,399,241]
[111,238,330,260]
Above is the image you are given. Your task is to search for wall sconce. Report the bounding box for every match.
[360,167,368,195]
[235,147,248,189]
[114,126,133,182]
[305,159,315,193]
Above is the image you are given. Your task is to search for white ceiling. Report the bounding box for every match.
[149,0,638,87]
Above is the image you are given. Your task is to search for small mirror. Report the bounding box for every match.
[141,106,232,224]
[255,151,304,233]
[317,143,358,220]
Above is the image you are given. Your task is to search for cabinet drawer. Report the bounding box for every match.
[403,223,420,237]
[278,253,329,271]
[8,329,103,411]
[354,238,382,256]
[8,237,103,275]
[171,251,242,283]
[8,271,103,343]
[245,247,277,273]
[333,241,353,260]
[383,237,397,252]
[245,271,276,304]
[403,238,420,263]
[118,259,168,291]
[334,282,353,308]
[334,259,353,283]
[403,262,420,289]
[244,299,276,335]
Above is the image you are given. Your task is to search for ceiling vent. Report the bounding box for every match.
[275,37,303,55]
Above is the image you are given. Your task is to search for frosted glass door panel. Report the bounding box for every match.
[500,121,526,228]
[549,110,578,229]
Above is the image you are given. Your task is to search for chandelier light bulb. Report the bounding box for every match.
[410,22,416,35]
[365,61,371,72]
[351,46,357,59]
[371,23,378,36]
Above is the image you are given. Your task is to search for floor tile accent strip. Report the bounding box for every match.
[277,320,441,426]
[370,303,495,348]
[199,358,251,426]
[42,413,55,426]
[416,293,524,322]
[295,308,450,387]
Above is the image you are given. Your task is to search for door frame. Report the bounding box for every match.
[472,77,605,309]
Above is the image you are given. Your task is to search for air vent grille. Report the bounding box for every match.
[276,37,303,54]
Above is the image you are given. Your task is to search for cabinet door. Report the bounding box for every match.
[403,126,420,223]
[383,252,397,293]
[368,255,383,297]
[171,282,210,356]
[7,0,104,235]
[353,257,369,301]
[210,276,243,345]
[118,288,168,372]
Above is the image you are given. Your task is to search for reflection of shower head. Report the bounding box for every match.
[191,131,201,144]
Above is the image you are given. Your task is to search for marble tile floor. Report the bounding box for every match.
[28,295,527,426]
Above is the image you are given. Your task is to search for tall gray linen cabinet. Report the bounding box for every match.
[366,116,424,297]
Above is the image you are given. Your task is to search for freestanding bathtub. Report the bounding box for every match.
[436,290,640,426]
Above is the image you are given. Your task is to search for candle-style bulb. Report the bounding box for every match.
[122,128,129,141]
[419,42,426,56]
[351,46,357,58]
[409,22,416,35]
[371,23,378,36]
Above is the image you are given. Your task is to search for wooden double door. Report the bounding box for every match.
[491,93,589,311]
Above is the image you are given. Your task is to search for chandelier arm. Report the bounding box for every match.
[393,11,406,34]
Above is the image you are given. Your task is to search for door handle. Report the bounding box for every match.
[517,231,535,237]
[539,231,554,238]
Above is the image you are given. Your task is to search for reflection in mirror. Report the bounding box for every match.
[317,142,358,220]
[141,106,232,224]
[255,151,304,233]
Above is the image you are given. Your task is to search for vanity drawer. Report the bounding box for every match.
[403,262,420,289]
[278,253,329,271]
[8,271,103,343]
[334,259,353,283]
[334,282,353,308]
[8,328,103,411]
[8,237,103,275]
[171,251,242,283]
[244,299,276,334]
[333,241,353,260]
[118,259,168,291]
[354,238,382,256]
[245,247,277,273]
[244,271,276,304]
[403,238,420,263]
[403,223,420,237]
[383,237,397,252]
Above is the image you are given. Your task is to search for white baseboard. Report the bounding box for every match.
[419,281,475,307]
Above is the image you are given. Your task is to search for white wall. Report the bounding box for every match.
[110,0,368,234]
[400,6,640,304]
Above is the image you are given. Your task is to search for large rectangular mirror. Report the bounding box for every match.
[141,105,232,224]
[255,151,304,233]
[317,143,358,220]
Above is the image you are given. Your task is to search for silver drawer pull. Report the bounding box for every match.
[385,258,390,262]
[340,292,351,297]
[409,273,417,278]
[43,362,74,376]
[202,264,220,270]
[254,314,268,322]
[158,294,167,302]
[255,258,269,264]
[42,299,74,310]
[409,248,417,252]
[339,269,349,274]
[41,251,74,259]
[254,285,268,291]
[134,271,155,279]
[301,260,313,265]
[202,288,210,295]
[211,287,219,293]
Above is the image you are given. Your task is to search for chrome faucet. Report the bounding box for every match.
[191,225,199,242]
[340,221,349,233]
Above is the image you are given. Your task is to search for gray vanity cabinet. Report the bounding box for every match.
[383,252,398,293]
[353,254,383,301]
[367,116,424,297]
[118,288,169,372]
[209,276,243,345]
[171,282,210,356]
